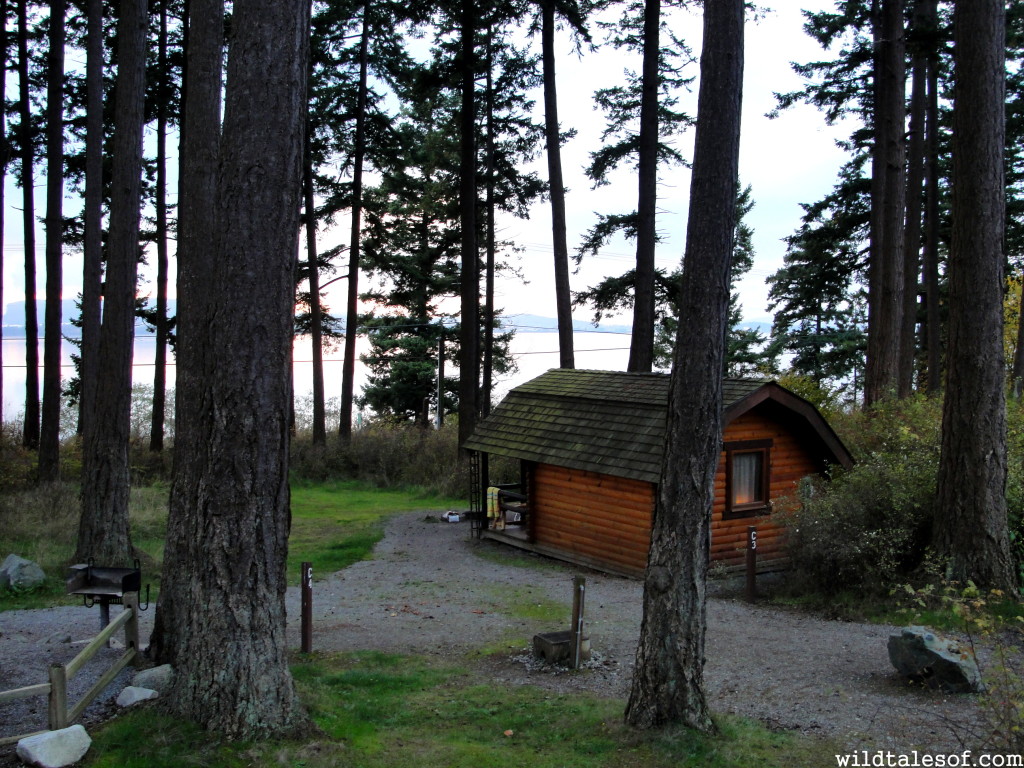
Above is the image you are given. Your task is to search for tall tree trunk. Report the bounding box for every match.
[541,0,573,369]
[38,0,66,481]
[898,4,927,398]
[0,0,7,430]
[625,0,743,732]
[303,119,326,444]
[150,0,223,666]
[923,0,941,393]
[150,0,170,452]
[627,0,659,373]
[339,1,368,440]
[76,0,148,565]
[18,0,38,449]
[864,0,907,406]
[158,0,311,737]
[79,0,103,438]
[482,31,494,418]
[458,0,478,450]
[933,0,1017,594]
[0,0,6,428]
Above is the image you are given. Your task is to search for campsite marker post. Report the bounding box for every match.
[301,562,313,653]
[745,527,757,602]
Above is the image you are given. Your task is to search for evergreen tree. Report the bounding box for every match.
[574,185,775,376]
[578,0,694,373]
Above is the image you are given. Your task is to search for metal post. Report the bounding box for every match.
[745,526,757,602]
[301,562,313,653]
[569,575,586,670]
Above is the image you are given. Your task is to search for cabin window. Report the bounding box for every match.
[724,439,772,519]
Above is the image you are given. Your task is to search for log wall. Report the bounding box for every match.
[529,408,821,575]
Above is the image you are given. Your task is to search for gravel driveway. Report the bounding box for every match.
[1,510,989,756]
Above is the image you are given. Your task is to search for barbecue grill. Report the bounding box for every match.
[66,559,149,630]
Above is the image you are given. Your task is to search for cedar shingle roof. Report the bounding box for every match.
[463,368,852,484]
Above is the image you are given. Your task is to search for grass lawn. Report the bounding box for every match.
[85,652,835,768]
[287,479,462,582]
[0,479,462,611]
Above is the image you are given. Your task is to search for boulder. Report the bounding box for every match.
[16,725,91,768]
[131,664,174,694]
[116,686,159,707]
[888,625,982,693]
[0,554,46,591]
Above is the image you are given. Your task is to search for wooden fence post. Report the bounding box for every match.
[123,592,141,666]
[48,663,67,730]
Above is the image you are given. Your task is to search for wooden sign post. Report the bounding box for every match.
[570,575,586,670]
[745,526,757,602]
[301,562,313,653]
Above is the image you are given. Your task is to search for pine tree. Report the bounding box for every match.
[626,0,743,731]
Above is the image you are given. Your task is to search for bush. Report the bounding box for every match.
[290,420,519,499]
[781,394,943,596]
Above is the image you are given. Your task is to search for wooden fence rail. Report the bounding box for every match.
[0,593,140,747]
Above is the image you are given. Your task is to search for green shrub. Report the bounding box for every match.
[781,394,942,596]
[290,420,519,499]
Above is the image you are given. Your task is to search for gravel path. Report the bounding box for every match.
[1,511,992,756]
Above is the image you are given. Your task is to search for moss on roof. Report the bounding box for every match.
[464,369,765,484]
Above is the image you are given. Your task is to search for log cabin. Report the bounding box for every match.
[463,368,854,578]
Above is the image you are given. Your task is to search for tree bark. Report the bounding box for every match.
[625,0,743,732]
[898,3,927,398]
[77,0,148,565]
[482,32,495,418]
[156,0,311,738]
[542,0,574,369]
[79,0,104,438]
[922,0,941,394]
[339,2,368,441]
[933,0,1017,594]
[150,0,223,667]
[627,0,659,373]
[18,0,38,449]
[38,0,66,482]
[0,0,7,428]
[150,0,170,452]
[864,0,906,406]
[458,0,478,450]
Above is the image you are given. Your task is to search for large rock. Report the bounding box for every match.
[116,686,159,707]
[131,664,174,694]
[0,554,46,591]
[888,625,982,693]
[16,725,91,768]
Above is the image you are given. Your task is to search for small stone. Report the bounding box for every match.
[116,686,159,707]
[131,664,174,694]
[16,724,91,768]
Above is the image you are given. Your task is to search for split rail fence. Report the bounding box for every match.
[0,593,140,746]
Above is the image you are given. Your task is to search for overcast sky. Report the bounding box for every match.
[0,2,859,414]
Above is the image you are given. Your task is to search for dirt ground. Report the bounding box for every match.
[0,510,1001,759]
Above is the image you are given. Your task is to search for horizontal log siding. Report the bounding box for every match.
[529,410,820,574]
[712,411,819,568]
[532,464,653,576]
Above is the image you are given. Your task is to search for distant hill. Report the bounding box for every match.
[502,313,632,335]
[2,300,81,338]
